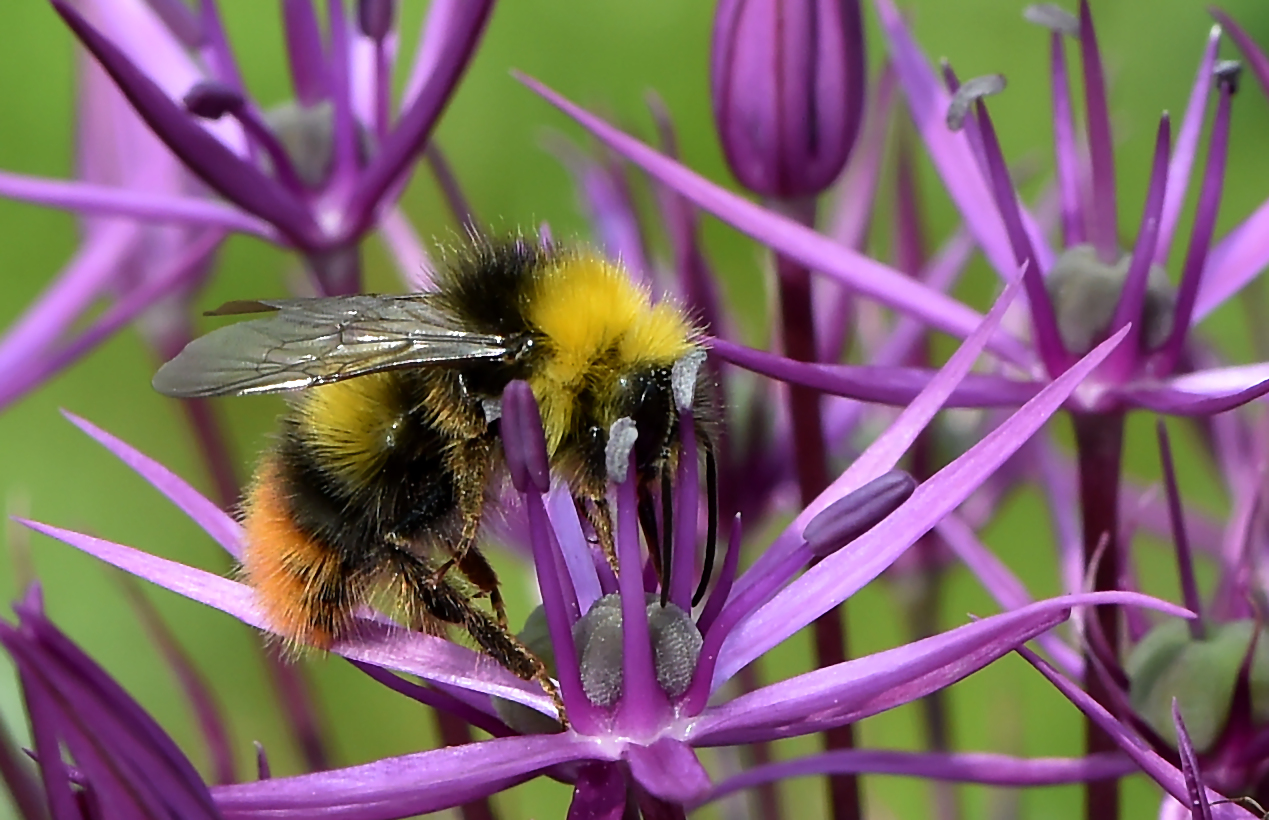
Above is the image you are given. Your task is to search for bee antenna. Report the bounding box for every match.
[692,446,719,607]
[660,469,674,608]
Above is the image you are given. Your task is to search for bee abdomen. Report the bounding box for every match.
[240,455,366,648]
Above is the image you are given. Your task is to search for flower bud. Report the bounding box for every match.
[1126,619,1269,753]
[710,0,866,199]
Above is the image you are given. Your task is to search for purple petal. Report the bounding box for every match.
[52,1,320,246]
[1127,374,1269,415]
[325,0,360,182]
[282,0,329,106]
[1195,200,1269,322]
[1175,700,1215,820]
[13,657,79,820]
[0,221,138,380]
[568,764,626,820]
[693,749,1134,808]
[62,412,244,558]
[934,512,1084,676]
[1077,0,1119,262]
[1156,421,1205,636]
[518,72,1034,368]
[872,0,1054,280]
[716,326,1130,683]
[1047,30,1084,247]
[1018,647,1251,818]
[614,471,669,733]
[213,734,597,816]
[347,0,492,235]
[19,521,557,715]
[826,64,897,250]
[0,171,273,235]
[1163,65,1234,370]
[85,0,235,147]
[710,339,1042,408]
[624,739,710,803]
[0,230,222,410]
[1109,113,1171,352]
[1157,26,1222,264]
[547,488,603,614]
[969,90,1068,372]
[695,590,1188,745]
[727,276,1023,606]
[824,226,977,445]
[119,576,236,784]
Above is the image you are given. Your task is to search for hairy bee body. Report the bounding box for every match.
[155,237,716,707]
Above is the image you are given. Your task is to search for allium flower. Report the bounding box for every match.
[0,1,224,417]
[9,0,490,298]
[12,282,1192,815]
[0,587,225,820]
[711,0,866,201]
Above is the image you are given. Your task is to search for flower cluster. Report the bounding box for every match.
[5,1,1269,819]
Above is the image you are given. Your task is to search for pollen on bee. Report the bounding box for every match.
[240,457,348,649]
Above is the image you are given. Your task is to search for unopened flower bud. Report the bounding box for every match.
[710,0,866,199]
[1127,619,1269,752]
[493,605,564,735]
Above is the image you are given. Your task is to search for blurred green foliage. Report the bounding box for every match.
[0,1,1267,818]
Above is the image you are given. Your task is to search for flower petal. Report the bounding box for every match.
[19,521,557,715]
[934,512,1084,676]
[710,338,1042,407]
[1157,25,1222,264]
[517,73,1033,368]
[348,0,493,234]
[1018,647,1250,818]
[1127,375,1269,416]
[0,171,271,235]
[213,734,598,817]
[692,590,1187,745]
[62,412,244,558]
[872,0,1053,278]
[716,326,1129,682]
[692,749,1134,808]
[624,738,711,804]
[52,1,318,245]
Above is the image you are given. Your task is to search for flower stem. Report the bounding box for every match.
[771,196,860,820]
[1071,411,1125,820]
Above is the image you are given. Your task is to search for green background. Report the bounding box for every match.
[0,1,1266,817]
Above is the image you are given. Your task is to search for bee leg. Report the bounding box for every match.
[576,495,619,575]
[395,553,567,727]
[437,436,493,579]
[455,546,508,629]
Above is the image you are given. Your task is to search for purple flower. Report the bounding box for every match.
[711,0,866,200]
[0,2,225,416]
[0,587,224,820]
[14,279,1196,814]
[11,0,491,297]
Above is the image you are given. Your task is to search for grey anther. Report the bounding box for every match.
[606,418,639,483]
[671,349,707,412]
[1023,5,1079,36]
[947,75,1007,131]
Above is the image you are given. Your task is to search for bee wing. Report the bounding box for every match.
[153,294,512,398]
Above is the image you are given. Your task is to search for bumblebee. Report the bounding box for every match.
[153,236,718,711]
